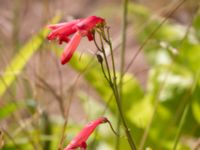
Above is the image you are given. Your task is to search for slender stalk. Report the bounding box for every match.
[172,105,189,150]
[99,31,137,149]
[100,62,110,83]
[120,0,128,79]
[95,24,137,150]
[173,71,200,150]
[107,120,120,136]
[99,33,113,85]
[116,116,121,150]
[117,0,129,149]
[110,82,137,150]
[138,66,171,150]
[41,112,52,150]
[106,29,117,85]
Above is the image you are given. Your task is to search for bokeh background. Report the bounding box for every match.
[0,0,200,150]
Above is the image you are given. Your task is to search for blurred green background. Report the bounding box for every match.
[0,0,200,150]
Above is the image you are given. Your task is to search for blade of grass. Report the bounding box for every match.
[173,70,200,150]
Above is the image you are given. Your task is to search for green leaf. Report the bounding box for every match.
[0,102,17,120]
[192,101,200,121]
[193,12,200,40]
[191,85,200,124]
[127,97,153,128]
[178,43,200,73]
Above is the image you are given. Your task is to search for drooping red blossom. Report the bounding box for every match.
[64,117,108,150]
[47,16,105,64]
[47,19,82,43]
[76,16,105,32]
[61,32,82,64]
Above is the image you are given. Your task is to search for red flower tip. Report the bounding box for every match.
[47,19,81,41]
[46,22,69,30]
[47,16,106,65]
[61,32,82,65]
[86,31,94,41]
[64,117,108,150]
[76,16,105,31]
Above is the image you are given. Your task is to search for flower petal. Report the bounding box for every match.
[76,16,105,31]
[61,32,82,65]
[64,117,108,150]
[59,36,70,44]
[46,22,69,30]
[86,31,94,41]
[47,19,82,41]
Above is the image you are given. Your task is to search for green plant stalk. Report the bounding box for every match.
[42,112,52,150]
[99,33,113,85]
[110,83,137,150]
[120,0,128,79]
[139,64,171,150]
[173,71,200,150]
[96,25,137,150]
[172,104,189,150]
[100,35,137,150]
[117,0,129,149]
[116,115,121,150]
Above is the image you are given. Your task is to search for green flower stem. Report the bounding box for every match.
[98,29,137,150]
[95,24,137,150]
[99,33,113,85]
[120,0,128,79]
[110,83,137,150]
[117,0,129,148]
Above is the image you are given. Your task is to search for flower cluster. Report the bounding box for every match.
[64,117,108,150]
[47,16,105,64]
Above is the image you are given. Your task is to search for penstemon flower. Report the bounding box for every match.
[47,16,105,64]
[64,117,108,150]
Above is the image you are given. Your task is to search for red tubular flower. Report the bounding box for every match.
[61,32,82,64]
[47,19,82,42]
[76,16,105,32]
[47,16,105,65]
[64,117,108,150]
